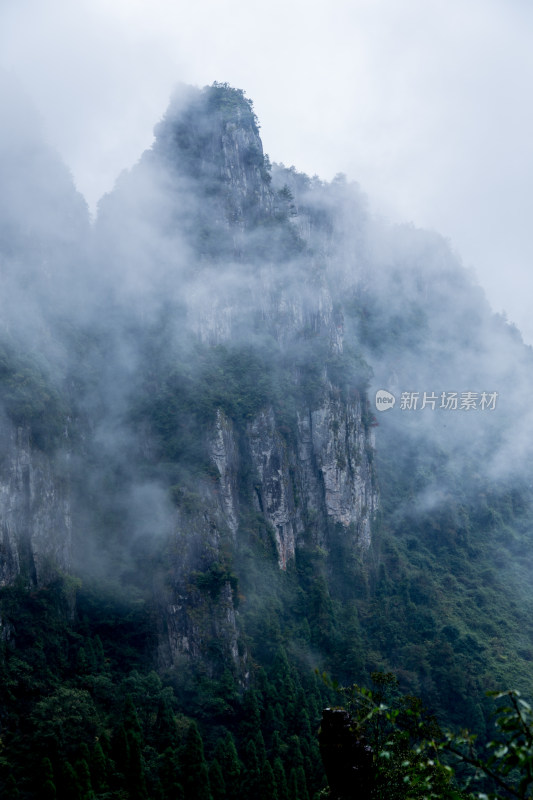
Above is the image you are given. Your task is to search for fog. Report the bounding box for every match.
[2,0,533,343]
[0,67,532,615]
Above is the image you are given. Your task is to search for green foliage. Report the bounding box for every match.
[91,740,108,793]
[241,741,261,797]
[160,746,184,800]
[274,757,290,800]
[335,673,456,799]
[4,465,528,799]
[206,82,260,132]
[62,761,82,800]
[74,757,95,800]
[365,425,533,728]
[214,733,241,800]
[326,344,372,399]
[260,760,278,800]
[208,759,226,800]
[134,321,369,515]
[181,721,212,800]
[443,690,533,799]
[0,340,67,449]
[328,676,533,799]
[30,686,100,759]
[288,765,309,800]
[42,758,58,800]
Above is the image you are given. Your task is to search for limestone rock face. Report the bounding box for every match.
[160,383,377,670]
[0,422,71,587]
[149,86,379,669]
[209,410,240,537]
[151,83,273,238]
[245,394,377,568]
[309,391,377,548]
[157,487,242,673]
[0,83,379,680]
[248,408,302,569]
[202,390,377,574]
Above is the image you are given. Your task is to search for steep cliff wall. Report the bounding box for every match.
[245,392,377,568]
[160,386,376,670]
[152,82,273,233]
[0,421,71,587]
[101,84,381,671]
[0,83,378,679]
[158,490,242,672]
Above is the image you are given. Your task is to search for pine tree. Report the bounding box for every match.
[93,634,106,670]
[299,737,314,791]
[271,648,296,708]
[124,694,143,738]
[121,695,148,800]
[240,689,262,741]
[41,757,57,800]
[113,723,130,776]
[208,758,226,800]
[336,601,365,675]
[274,702,286,733]
[218,667,239,708]
[271,730,284,762]
[306,694,320,730]
[254,729,267,767]
[264,703,278,737]
[181,721,212,800]
[63,761,82,800]
[155,694,179,750]
[127,730,149,800]
[91,740,108,792]
[259,760,278,800]
[214,732,241,800]
[301,708,312,739]
[273,757,289,800]
[296,767,309,800]
[255,667,274,705]
[288,767,299,800]
[286,736,304,771]
[99,729,112,757]
[75,757,95,800]
[288,766,309,800]
[160,746,184,800]
[76,646,89,674]
[241,740,261,797]
[305,737,324,792]
[85,638,98,673]
[79,742,92,763]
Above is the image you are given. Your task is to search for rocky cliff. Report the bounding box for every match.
[0,82,378,680]
[0,421,70,587]
[5,85,533,800]
[110,84,379,671]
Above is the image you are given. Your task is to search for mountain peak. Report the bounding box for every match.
[151,82,273,230]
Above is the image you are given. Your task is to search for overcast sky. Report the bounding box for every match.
[2,0,533,340]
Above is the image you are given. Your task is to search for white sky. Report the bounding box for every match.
[2,0,533,340]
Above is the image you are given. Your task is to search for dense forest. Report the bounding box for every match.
[1,81,533,799]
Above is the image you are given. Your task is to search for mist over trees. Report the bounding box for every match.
[1,77,533,798]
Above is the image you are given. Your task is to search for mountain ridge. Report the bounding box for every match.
[1,80,533,799]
